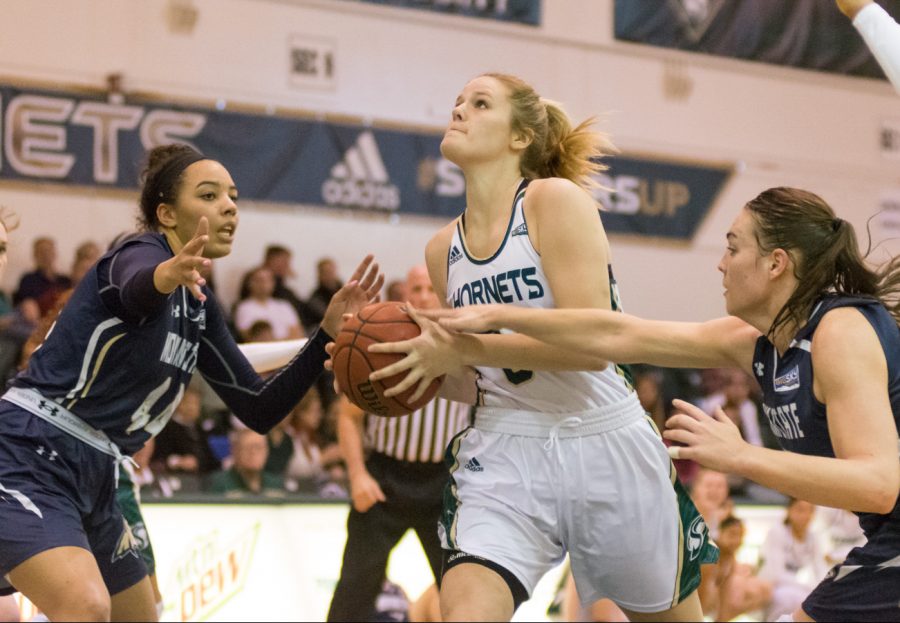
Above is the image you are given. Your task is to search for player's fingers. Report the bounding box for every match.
[357,262,380,291]
[369,356,413,381]
[195,216,209,238]
[409,377,431,403]
[348,254,375,283]
[382,369,422,397]
[712,406,732,424]
[368,340,412,356]
[417,308,453,320]
[325,342,336,356]
[367,274,385,300]
[671,399,709,421]
[664,413,701,433]
[662,428,694,447]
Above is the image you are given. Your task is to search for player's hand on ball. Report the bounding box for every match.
[321,255,384,338]
[418,304,504,334]
[350,471,386,513]
[369,303,466,402]
[663,399,747,473]
[154,216,211,302]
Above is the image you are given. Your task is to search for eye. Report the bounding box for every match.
[475,99,488,109]
[230,195,239,203]
[726,246,737,255]
[201,192,216,200]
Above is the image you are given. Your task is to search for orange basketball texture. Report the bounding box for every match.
[332,302,444,417]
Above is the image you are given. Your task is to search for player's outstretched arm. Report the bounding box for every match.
[422,305,760,372]
[839,0,900,94]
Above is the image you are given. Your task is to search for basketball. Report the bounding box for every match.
[332,301,444,417]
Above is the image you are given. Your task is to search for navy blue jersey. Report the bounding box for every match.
[12,232,329,455]
[753,294,900,537]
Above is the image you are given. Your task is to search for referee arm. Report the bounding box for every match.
[336,397,385,512]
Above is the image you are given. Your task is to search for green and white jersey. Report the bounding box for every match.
[446,180,634,413]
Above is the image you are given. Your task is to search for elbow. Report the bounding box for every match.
[864,471,899,515]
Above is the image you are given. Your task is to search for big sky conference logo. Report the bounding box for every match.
[164,523,259,622]
[322,131,400,211]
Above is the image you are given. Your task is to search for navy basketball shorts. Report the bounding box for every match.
[802,525,900,622]
[0,402,147,596]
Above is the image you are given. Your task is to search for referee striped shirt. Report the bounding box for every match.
[365,397,471,463]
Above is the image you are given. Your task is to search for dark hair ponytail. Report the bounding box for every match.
[745,187,900,337]
[137,144,205,231]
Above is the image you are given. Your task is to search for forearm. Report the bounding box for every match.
[736,445,898,513]
[493,307,735,369]
[458,331,607,371]
[337,408,367,479]
[854,2,900,94]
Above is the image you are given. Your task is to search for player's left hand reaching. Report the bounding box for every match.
[320,254,384,339]
[663,398,748,473]
[154,216,211,302]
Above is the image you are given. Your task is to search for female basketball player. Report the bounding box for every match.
[367,73,716,622]
[0,144,383,621]
[424,187,900,622]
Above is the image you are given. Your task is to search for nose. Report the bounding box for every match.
[717,256,726,274]
[452,104,464,122]
[222,197,237,216]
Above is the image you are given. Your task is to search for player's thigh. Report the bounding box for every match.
[110,576,158,623]
[619,589,703,623]
[9,546,111,622]
[440,563,514,622]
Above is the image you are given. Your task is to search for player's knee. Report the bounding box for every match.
[71,590,112,622]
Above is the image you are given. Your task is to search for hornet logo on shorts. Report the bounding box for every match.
[322,131,400,211]
[687,515,708,561]
[112,518,140,563]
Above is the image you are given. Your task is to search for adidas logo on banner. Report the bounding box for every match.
[448,245,463,266]
[321,131,400,211]
[511,222,528,237]
[464,457,483,472]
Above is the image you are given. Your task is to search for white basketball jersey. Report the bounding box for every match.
[446,180,634,413]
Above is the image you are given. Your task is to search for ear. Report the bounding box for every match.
[510,127,533,153]
[156,203,177,228]
[768,248,793,279]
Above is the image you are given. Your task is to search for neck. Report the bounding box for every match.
[162,228,184,255]
[742,286,800,355]
[790,524,807,540]
[462,161,523,221]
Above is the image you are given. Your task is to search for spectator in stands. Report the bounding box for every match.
[820,506,866,567]
[282,389,344,495]
[698,515,772,621]
[70,240,101,287]
[385,279,407,303]
[246,319,276,343]
[233,266,303,341]
[151,380,220,478]
[208,429,285,497]
[759,498,829,621]
[637,369,699,485]
[240,244,317,332]
[13,236,71,316]
[305,256,342,329]
[689,467,733,539]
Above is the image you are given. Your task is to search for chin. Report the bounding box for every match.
[205,242,233,259]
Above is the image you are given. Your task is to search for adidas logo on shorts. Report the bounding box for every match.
[321,131,400,211]
[464,457,483,472]
[448,245,463,266]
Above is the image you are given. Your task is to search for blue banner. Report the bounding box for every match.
[615,0,900,81]
[0,83,729,239]
[341,0,540,25]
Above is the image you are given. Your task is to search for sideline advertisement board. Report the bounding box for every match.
[13,502,795,621]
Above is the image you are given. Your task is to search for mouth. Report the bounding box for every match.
[218,223,237,242]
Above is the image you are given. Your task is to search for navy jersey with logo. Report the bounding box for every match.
[752,294,900,539]
[11,232,329,455]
